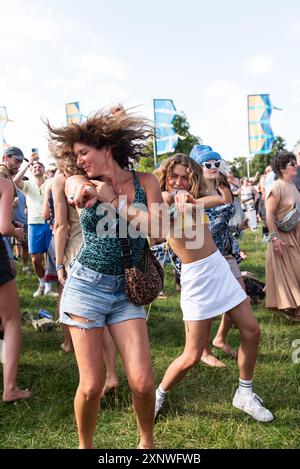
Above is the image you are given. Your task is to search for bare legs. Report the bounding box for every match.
[68,325,105,449]
[160,319,214,391]
[101,327,119,397]
[1,279,31,402]
[109,319,155,449]
[159,297,260,393]
[202,277,245,366]
[68,318,155,449]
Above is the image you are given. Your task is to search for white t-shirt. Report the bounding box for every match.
[22,179,46,224]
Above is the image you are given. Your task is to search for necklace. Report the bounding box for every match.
[115,172,131,194]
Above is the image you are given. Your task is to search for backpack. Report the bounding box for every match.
[241,271,265,304]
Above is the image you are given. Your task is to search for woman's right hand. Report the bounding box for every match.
[15,227,24,242]
[271,238,285,256]
[174,190,196,213]
[57,268,67,285]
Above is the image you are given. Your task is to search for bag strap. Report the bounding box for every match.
[117,232,148,270]
[118,237,134,269]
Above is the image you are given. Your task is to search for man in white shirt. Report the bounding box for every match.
[13,154,55,297]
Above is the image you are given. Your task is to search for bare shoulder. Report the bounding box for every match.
[53,172,66,189]
[135,171,159,187]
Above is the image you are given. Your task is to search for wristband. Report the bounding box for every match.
[117,199,127,214]
[55,264,65,272]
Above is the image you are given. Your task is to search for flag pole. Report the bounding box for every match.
[153,99,157,168]
[247,154,250,178]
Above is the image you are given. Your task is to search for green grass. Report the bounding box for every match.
[1,229,300,448]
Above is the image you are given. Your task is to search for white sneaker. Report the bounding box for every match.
[232,389,274,422]
[33,286,45,298]
[154,387,166,419]
[44,290,59,298]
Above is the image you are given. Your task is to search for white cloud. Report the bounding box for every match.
[243,54,275,75]
[0,1,131,161]
[189,80,249,161]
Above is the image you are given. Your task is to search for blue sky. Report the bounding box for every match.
[1,0,300,165]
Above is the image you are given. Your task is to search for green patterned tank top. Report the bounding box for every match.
[77,171,147,275]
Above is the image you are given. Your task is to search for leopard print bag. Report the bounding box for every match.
[119,238,164,306]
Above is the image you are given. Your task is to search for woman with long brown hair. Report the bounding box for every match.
[47,107,163,449]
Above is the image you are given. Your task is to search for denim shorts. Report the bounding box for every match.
[60,260,146,329]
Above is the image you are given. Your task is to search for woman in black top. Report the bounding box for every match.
[0,176,31,402]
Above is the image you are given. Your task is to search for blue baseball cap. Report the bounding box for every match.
[189,144,221,165]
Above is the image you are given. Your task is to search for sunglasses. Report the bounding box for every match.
[202,161,221,170]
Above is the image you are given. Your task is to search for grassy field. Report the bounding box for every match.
[1,229,300,449]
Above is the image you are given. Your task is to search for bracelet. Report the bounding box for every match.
[55,264,65,272]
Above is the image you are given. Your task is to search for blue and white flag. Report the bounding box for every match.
[247,94,275,154]
[66,101,82,125]
[153,99,178,155]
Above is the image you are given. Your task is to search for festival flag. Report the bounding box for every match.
[153,99,178,161]
[247,94,275,154]
[65,101,82,125]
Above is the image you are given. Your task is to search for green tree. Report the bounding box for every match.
[230,157,248,178]
[249,136,287,176]
[137,112,202,172]
[230,136,287,178]
[173,113,202,155]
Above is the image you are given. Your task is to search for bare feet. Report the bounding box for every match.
[157,291,167,300]
[60,342,74,353]
[137,440,155,449]
[2,387,31,403]
[212,340,237,359]
[201,353,225,368]
[100,382,119,398]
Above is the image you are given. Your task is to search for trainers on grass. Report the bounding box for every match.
[33,285,44,297]
[154,387,166,419]
[232,389,274,422]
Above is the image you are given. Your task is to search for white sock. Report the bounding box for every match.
[44,282,52,293]
[39,278,45,287]
[239,378,253,395]
[156,384,168,399]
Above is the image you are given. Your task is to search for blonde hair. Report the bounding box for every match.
[154,154,208,198]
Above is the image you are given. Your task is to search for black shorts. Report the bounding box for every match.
[0,235,14,286]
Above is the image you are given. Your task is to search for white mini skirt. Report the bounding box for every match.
[180,250,247,321]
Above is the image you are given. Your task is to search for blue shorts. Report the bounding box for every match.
[28,223,52,254]
[60,260,146,329]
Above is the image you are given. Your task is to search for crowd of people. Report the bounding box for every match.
[1,104,300,449]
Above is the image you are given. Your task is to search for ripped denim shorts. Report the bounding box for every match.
[60,260,146,329]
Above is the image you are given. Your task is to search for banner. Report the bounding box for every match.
[65,102,82,125]
[153,99,178,156]
[247,94,275,154]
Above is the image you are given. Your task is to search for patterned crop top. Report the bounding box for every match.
[77,171,147,275]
